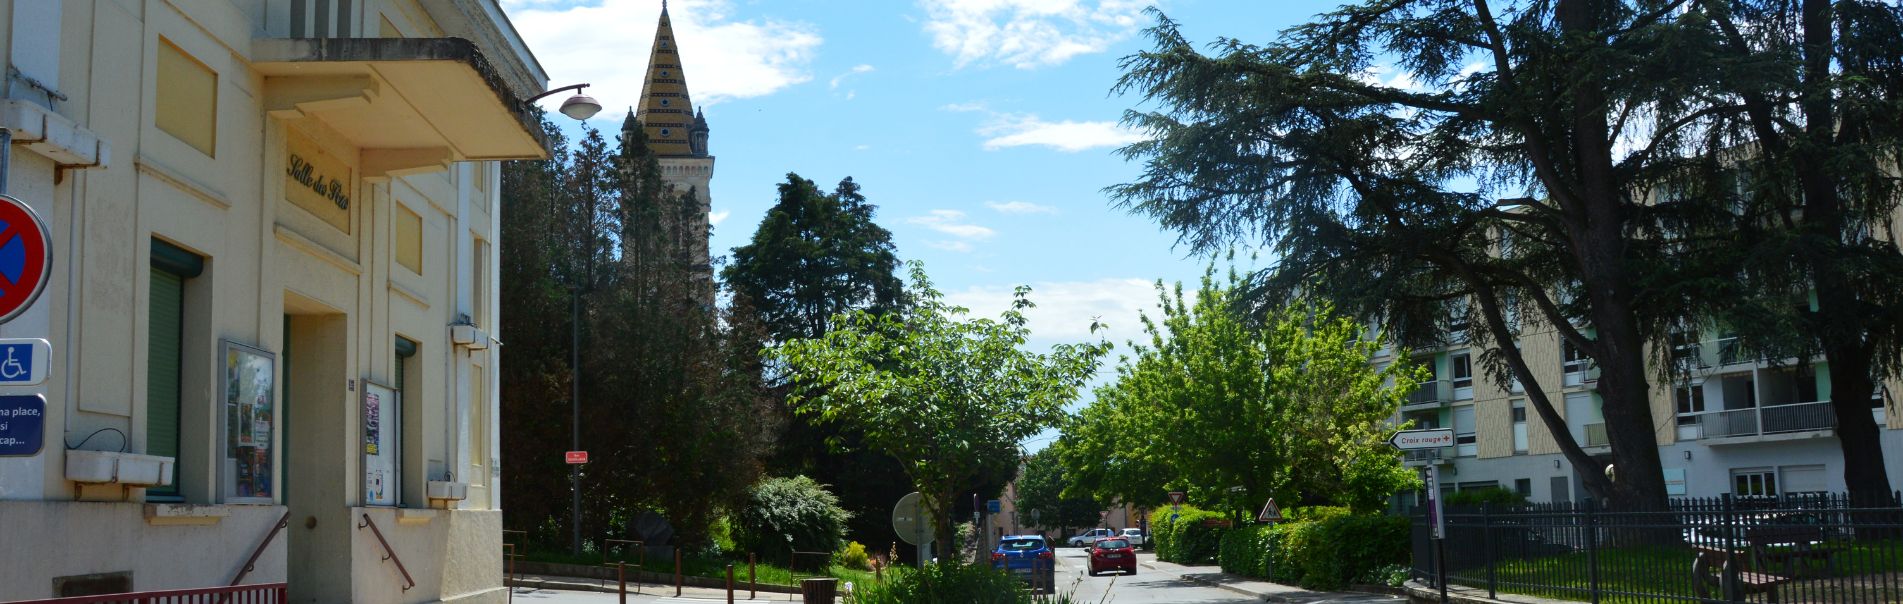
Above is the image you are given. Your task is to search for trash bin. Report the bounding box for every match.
[800,577,838,604]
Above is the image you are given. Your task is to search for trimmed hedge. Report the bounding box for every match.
[1217,508,1409,590]
[1153,506,1230,565]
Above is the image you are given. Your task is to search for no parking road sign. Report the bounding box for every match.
[0,195,50,325]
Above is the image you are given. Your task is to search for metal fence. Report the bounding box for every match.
[1413,493,1903,603]
[10,583,288,604]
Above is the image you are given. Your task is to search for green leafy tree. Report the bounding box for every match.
[1062,267,1420,513]
[770,262,1110,560]
[1014,446,1103,531]
[722,173,912,547]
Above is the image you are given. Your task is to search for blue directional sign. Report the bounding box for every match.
[987,499,1001,514]
[0,338,48,385]
[0,394,45,456]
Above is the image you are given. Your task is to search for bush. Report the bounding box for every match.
[848,562,1049,604]
[733,476,852,558]
[1215,508,1410,590]
[1153,506,1230,564]
[1444,487,1527,507]
[835,541,872,571]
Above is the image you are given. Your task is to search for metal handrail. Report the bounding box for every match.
[358,513,417,591]
[230,510,291,586]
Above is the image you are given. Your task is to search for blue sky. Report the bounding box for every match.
[502,0,1347,448]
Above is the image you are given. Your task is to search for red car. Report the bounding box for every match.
[1087,537,1136,576]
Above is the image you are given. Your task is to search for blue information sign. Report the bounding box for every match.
[987,499,1001,514]
[0,394,45,456]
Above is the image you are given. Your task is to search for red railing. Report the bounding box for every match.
[230,511,291,586]
[357,513,417,591]
[8,583,287,604]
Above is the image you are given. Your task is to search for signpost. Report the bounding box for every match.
[1167,490,1185,512]
[1422,465,1447,602]
[0,394,44,456]
[0,338,48,386]
[565,450,588,464]
[1256,498,1283,524]
[0,195,50,326]
[1388,428,1456,451]
[892,492,931,568]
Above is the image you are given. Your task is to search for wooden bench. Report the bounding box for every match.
[1690,525,1838,602]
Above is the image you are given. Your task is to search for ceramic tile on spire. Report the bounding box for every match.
[635,3,698,158]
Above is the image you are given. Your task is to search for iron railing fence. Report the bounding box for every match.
[9,583,288,604]
[1413,493,1903,603]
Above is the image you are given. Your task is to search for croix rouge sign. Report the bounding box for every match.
[1387,428,1457,450]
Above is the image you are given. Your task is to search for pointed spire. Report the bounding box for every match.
[634,0,699,158]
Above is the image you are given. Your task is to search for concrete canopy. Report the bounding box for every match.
[252,37,552,171]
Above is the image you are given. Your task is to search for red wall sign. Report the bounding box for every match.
[565,450,588,464]
[0,195,50,325]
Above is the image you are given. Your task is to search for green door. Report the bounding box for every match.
[146,269,184,498]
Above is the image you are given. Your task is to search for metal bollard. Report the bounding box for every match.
[726,563,735,604]
[617,561,626,604]
[675,548,684,597]
[749,553,757,599]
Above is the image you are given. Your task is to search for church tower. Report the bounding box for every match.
[632,1,715,302]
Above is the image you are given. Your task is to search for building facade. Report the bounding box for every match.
[1388,311,1903,505]
[0,1,548,601]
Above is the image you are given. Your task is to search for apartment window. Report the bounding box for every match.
[1511,400,1528,454]
[1452,353,1473,389]
[1514,478,1533,499]
[1453,406,1477,457]
[395,205,423,275]
[146,240,204,500]
[1676,384,1706,425]
[471,239,489,328]
[156,40,217,156]
[1733,469,1777,499]
[1560,339,1590,377]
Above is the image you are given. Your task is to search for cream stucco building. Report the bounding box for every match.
[0,1,549,601]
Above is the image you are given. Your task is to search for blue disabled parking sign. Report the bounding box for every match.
[0,338,48,386]
[0,394,44,456]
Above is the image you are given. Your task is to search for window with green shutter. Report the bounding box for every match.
[148,240,202,499]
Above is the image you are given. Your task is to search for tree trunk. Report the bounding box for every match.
[933,489,957,563]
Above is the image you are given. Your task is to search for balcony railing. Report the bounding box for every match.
[1402,447,1453,464]
[1403,380,1452,410]
[1676,401,1837,440]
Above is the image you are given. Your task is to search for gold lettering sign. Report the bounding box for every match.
[284,131,352,233]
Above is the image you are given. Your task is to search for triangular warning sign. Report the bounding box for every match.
[1257,498,1284,523]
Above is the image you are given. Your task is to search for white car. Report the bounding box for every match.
[1120,527,1148,547]
[1067,528,1117,547]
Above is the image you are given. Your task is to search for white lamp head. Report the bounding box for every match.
[559,92,603,121]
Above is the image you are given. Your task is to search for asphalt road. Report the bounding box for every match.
[1050,547,1267,603]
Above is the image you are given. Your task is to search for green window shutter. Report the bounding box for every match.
[147,268,185,498]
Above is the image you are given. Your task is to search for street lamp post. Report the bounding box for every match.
[525,82,603,556]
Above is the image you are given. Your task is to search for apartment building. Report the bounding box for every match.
[1386,309,1903,505]
[0,1,548,601]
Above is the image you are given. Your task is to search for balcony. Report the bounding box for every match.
[1584,423,1611,448]
[1402,380,1452,412]
[1675,401,1837,442]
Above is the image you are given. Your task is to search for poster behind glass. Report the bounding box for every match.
[362,380,399,506]
[222,341,275,503]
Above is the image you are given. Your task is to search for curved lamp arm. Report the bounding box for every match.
[525,83,591,104]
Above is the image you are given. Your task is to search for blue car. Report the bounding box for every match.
[991,535,1057,593]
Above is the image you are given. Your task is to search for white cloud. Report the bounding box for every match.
[984,201,1058,215]
[945,277,1169,349]
[925,240,976,253]
[940,101,989,112]
[829,64,876,89]
[854,144,872,151]
[907,209,996,239]
[502,0,821,115]
[978,113,1146,152]
[918,0,1151,69]
[709,209,732,226]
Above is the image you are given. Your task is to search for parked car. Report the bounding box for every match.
[1067,527,1117,547]
[991,535,1057,593]
[1087,537,1138,576]
[1120,527,1148,547]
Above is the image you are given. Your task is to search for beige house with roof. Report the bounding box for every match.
[0,1,551,601]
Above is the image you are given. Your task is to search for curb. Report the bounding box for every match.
[1140,561,1408,603]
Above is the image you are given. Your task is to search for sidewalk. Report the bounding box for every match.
[507,572,807,601]
[1137,557,1405,603]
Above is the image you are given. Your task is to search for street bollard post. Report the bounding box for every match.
[749,553,757,598]
[616,561,626,604]
[675,548,683,597]
[726,563,735,604]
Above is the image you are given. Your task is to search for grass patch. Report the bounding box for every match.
[1458,542,1903,603]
